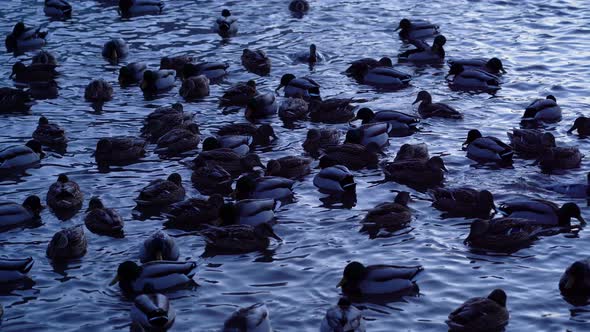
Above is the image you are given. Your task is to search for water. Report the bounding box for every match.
[1,0,590,331]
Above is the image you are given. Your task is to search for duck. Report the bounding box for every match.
[191,163,233,196]
[245,93,278,119]
[507,129,555,158]
[398,36,446,64]
[279,98,309,122]
[345,57,393,80]
[309,98,355,124]
[462,129,513,164]
[559,259,590,297]
[84,79,113,102]
[217,123,276,146]
[536,146,583,171]
[192,150,264,178]
[429,188,496,218]
[160,55,193,74]
[94,136,146,166]
[32,116,67,146]
[0,87,32,113]
[360,191,412,233]
[464,218,541,251]
[222,303,272,331]
[84,197,124,237]
[110,260,196,295]
[179,75,209,100]
[135,173,185,207]
[0,257,34,283]
[219,199,279,226]
[131,293,175,332]
[102,38,128,63]
[345,123,391,149]
[119,0,164,18]
[5,22,47,52]
[32,50,57,66]
[499,199,585,227]
[413,90,463,119]
[447,63,501,91]
[155,123,200,156]
[320,298,365,332]
[0,139,44,171]
[276,74,321,101]
[447,289,509,332]
[447,57,506,75]
[164,194,225,229]
[241,49,271,76]
[141,103,192,142]
[214,9,238,38]
[357,65,411,89]
[294,44,323,65]
[314,165,355,193]
[382,156,447,189]
[202,135,252,156]
[546,172,590,198]
[320,143,380,170]
[141,69,175,94]
[568,116,590,136]
[10,61,57,83]
[265,156,312,179]
[46,225,87,260]
[46,174,84,211]
[200,223,281,253]
[118,62,147,86]
[522,95,561,123]
[219,80,257,106]
[234,175,295,201]
[302,128,340,158]
[353,107,419,137]
[139,230,180,263]
[337,261,422,297]
[44,0,72,18]
[0,195,43,229]
[393,143,429,162]
[182,62,229,82]
[395,18,439,41]
[289,0,310,14]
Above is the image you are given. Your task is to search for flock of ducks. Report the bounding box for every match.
[0,0,589,331]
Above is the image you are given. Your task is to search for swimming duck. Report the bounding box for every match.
[337,261,422,297]
[357,65,411,89]
[119,0,164,17]
[84,197,124,237]
[46,225,87,260]
[84,79,113,102]
[219,199,279,226]
[568,116,590,136]
[430,187,496,218]
[309,98,355,124]
[46,174,84,211]
[217,123,277,146]
[447,63,501,91]
[320,298,365,332]
[522,95,561,123]
[245,93,278,119]
[395,18,439,41]
[141,103,192,142]
[507,129,555,158]
[5,22,47,52]
[32,50,57,66]
[241,49,271,76]
[200,223,281,253]
[32,116,67,146]
[192,149,264,178]
[214,9,238,38]
[135,173,185,207]
[0,257,34,283]
[110,260,196,295]
[191,163,233,196]
[276,74,321,101]
[155,123,200,156]
[447,289,509,332]
[499,199,585,227]
[160,55,193,74]
[413,90,463,119]
[222,303,272,332]
[464,218,542,251]
[141,69,175,94]
[179,75,209,100]
[0,139,44,171]
[102,38,128,63]
[164,194,225,229]
[536,146,582,171]
[448,57,506,75]
[360,191,412,233]
[139,230,179,263]
[302,128,340,158]
[313,165,355,193]
[382,156,447,189]
[265,156,312,179]
[10,61,57,83]
[182,62,229,82]
[0,195,43,229]
[95,136,146,166]
[393,143,429,162]
[560,259,590,297]
[398,36,446,64]
[320,143,380,170]
[546,172,590,198]
[463,129,513,164]
[44,0,72,18]
[219,80,257,106]
[279,97,309,122]
[289,0,310,14]
[234,175,295,201]
[345,57,393,80]
[353,107,419,137]
[294,44,323,65]
[119,62,147,86]
[0,87,32,113]
[202,136,252,156]
[131,293,175,332]
[345,123,391,148]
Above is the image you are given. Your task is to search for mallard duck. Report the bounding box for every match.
[160,55,193,74]
[102,38,128,62]
[110,260,196,295]
[131,293,175,331]
[84,197,124,237]
[320,143,379,170]
[353,107,419,137]
[313,165,355,193]
[265,156,312,179]
[398,36,446,63]
[337,261,422,297]
[119,0,163,17]
[234,175,295,201]
[46,225,87,260]
[345,123,391,148]
[5,22,47,52]
[191,163,233,196]
[0,195,43,229]
[192,150,264,178]
[164,194,225,229]
[141,69,175,94]
[135,173,185,207]
[200,223,281,253]
[202,136,252,156]
[32,50,57,66]
[155,124,200,156]
[447,63,501,91]
[447,289,509,332]
[522,95,561,123]
[94,136,146,166]
[395,18,439,40]
[463,129,513,164]
[118,62,147,86]
[499,199,585,227]
[546,172,590,198]
[560,259,590,297]
[464,218,541,251]
[0,87,32,113]
[222,303,272,331]
[32,116,66,146]
[289,0,310,14]
[219,80,257,106]
[382,156,447,189]
[361,191,411,232]
[241,49,271,76]
[84,79,113,102]
[276,74,321,101]
[44,0,72,18]
[139,230,179,263]
[245,93,278,119]
[214,9,238,38]
[294,44,323,64]
[393,143,429,162]
[182,62,229,82]
[0,257,34,283]
[345,57,393,79]
[179,75,209,100]
[413,90,463,119]
[320,298,365,332]
[448,57,506,75]
[537,146,583,171]
[217,123,276,146]
[568,116,590,136]
[10,61,57,83]
[0,139,44,171]
[279,97,309,122]
[302,128,340,158]
[507,129,555,158]
[46,174,84,210]
[219,199,278,226]
[309,98,355,124]
[357,66,411,89]
[141,103,192,142]
[430,187,495,218]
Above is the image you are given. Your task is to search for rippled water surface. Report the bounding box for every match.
[1,0,590,331]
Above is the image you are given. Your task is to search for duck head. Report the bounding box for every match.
[110,261,142,286]
[12,22,26,37]
[479,190,497,214]
[540,133,556,148]
[202,137,221,151]
[25,139,44,157]
[119,65,133,85]
[275,74,296,92]
[38,116,49,126]
[33,50,57,66]
[57,174,69,183]
[488,58,506,74]
[546,95,557,102]
[395,18,412,31]
[234,175,257,199]
[446,63,465,78]
[394,191,410,206]
[413,91,432,106]
[567,116,589,134]
[378,57,393,67]
[186,123,200,135]
[464,219,490,244]
[337,261,367,288]
[427,156,448,172]
[462,129,482,149]
[246,79,257,90]
[433,35,447,48]
[10,62,26,79]
[167,173,182,186]
[254,223,282,241]
[221,9,231,17]
[561,261,588,295]
[353,108,375,124]
[487,289,507,307]
[558,203,585,226]
[265,159,281,176]
[87,196,104,211]
[23,195,44,215]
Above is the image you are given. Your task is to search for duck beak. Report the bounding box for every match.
[577,215,586,225]
[412,97,421,105]
[275,84,283,93]
[394,25,401,31]
[9,71,15,79]
[109,275,119,286]
[501,68,507,74]
[336,277,346,288]
[442,165,449,172]
[155,251,164,261]
[567,125,576,134]
[270,230,282,242]
[461,140,469,150]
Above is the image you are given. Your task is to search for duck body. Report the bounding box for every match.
[136,173,185,207]
[309,98,355,124]
[360,66,411,88]
[183,62,229,82]
[0,88,32,113]
[242,49,271,76]
[354,107,419,137]
[276,74,321,101]
[448,57,506,75]
[131,293,175,332]
[413,90,462,119]
[398,36,446,64]
[337,261,422,297]
[46,174,84,210]
[265,156,312,179]
[314,165,355,193]
[5,22,47,52]
[394,143,429,162]
[345,123,391,148]
[179,75,209,100]
[119,0,164,18]
[214,9,238,38]
[222,303,272,332]
[32,116,67,146]
[463,129,513,164]
[0,196,42,230]
[155,124,200,156]
[546,173,590,198]
[220,199,278,226]
[320,298,365,332]
[568,116,590,136]
[46,225,87,260]
[112,260,196,295]
[219,80,257,106]
[102,38,128,62]
[140,230,180,263]
[447,289,509,332]
[382,156,447,189]
[538,146,582,171]
[465,218,541,251]
[217,123,276,146]
[95,136,146,166]
[203,136,252,156]
[522,95,561,123]
[302,128,340,158]
[119,62,147,86]
[164,194,224,229]
[396,18,439,40]
[279,97,309,121]
[345,57,392,79]
[0,140,43,171]
[84,79,113,102]
[141,103,192,142]
[44,0,72,18]
[191,163,233,196]
[0,257,34,283]
[245,93,278,119]
[430,187,495,218]
[499,199,585,227]
[559,259,590,297]
[361,192,411,232]
[201,223,281,254]
[160,55,193,74]
[192,150,263,178]
[321,144,379,170]
[507,129,555,158]
[448,64,500,91]
[141,70,175,94]
[235,175,295,201]
[84,197,124,236]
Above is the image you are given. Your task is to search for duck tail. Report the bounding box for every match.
[500,149,513,163]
